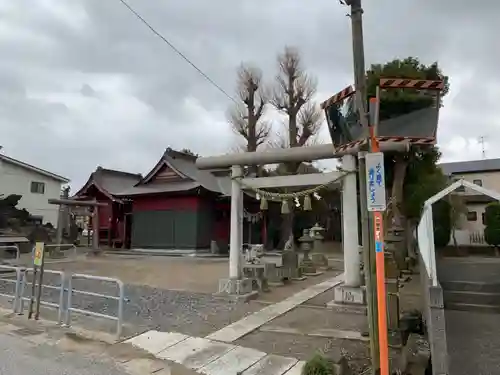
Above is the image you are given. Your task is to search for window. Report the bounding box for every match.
[467,211,477,221]
[482,213,486,225]
[30,181,45,194]
[473,179,483,186]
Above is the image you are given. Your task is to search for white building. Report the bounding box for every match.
[440,158,500,246]
[0,153,70,226]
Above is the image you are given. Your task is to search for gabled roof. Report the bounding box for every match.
[439,158,500,175]
[73,167,142,201]
[118,148,231,196]
[0,153,69,183]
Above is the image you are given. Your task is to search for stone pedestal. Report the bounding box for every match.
[334,284,366,305]
[327,283,367,315]
[281,250,304,280]
[216,277,257,300]
[311,253,331,270]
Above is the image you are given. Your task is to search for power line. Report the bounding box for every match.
[117,0,238,105]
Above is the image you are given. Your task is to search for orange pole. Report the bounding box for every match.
[369,97,390,375]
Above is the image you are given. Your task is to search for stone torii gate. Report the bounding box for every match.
[48,198,108,253]
[196,141,408,297]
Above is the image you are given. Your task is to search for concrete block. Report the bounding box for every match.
[217,278,253,295]
[326,301,367,315]
[334,284,366,305]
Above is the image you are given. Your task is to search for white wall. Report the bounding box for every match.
[0,159,64,225]
[448,229,487,247]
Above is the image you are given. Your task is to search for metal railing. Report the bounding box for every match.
[0,265,126,339]
[65,274,125,339]
[0,265,23,312]
[18,268,66,323]
[0,245,20,261]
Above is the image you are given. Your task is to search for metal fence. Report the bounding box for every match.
[0,265,23,312]
[0,266,125,339]
[65,274,125,339]
[18,268,66,323]
[0,245,20,261]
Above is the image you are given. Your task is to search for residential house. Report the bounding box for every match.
[440,158,500,245]
[0,153,70,225]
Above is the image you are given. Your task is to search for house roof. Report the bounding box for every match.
[439,158,500,175]
[0,153,70,183]
[117,148,231,197]
[73,167,142,201]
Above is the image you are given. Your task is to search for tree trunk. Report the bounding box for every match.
[390,155,408,229]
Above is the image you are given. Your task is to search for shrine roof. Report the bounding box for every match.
[117,148,231,197]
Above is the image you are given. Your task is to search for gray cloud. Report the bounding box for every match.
[0,0,498,189]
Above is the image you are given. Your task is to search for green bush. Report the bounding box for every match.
[302,353,336,375]
[484,202,500,247]
[432,200,451,247]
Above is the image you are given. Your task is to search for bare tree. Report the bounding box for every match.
[270,46,320,151]
[228,64,271,158]
[270,46,323,248]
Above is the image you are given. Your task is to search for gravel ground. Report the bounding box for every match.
[235,330,373,373]
[264,305,367,332]
[0,274,261,338]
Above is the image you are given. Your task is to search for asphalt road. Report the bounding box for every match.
[0,332,128,375]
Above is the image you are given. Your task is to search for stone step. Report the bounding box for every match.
[444,290,500,306]
[444,301,500,314]
[440,281,500,293]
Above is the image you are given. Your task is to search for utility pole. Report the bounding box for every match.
[342,0,380,373]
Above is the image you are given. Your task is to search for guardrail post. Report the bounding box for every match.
[58,272,66,325]
[13,267,22,313]
[64,276,73,327]
[117,280,125,339]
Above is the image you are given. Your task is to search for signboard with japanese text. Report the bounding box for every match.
[365,152,387,212]
[33,242,45,267]
[374,212,384,253]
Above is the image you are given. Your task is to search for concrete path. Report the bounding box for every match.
[0,331,128,375]
[125,274,345,374]
[127,330,305,375]
[207,273,344,343]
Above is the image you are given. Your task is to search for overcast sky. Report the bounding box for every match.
[0,0,498,188]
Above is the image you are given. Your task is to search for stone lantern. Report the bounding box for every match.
[298,229,317,274]
[310,223,325,253]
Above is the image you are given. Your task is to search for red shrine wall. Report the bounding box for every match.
[132,195,199,212]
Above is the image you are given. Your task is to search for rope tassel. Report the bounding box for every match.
[303,195,312,211]
[260,196,268,211]
[281,199,290,214]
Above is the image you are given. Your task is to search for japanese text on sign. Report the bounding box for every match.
[374,212,384,253]
[365,152,386,212]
